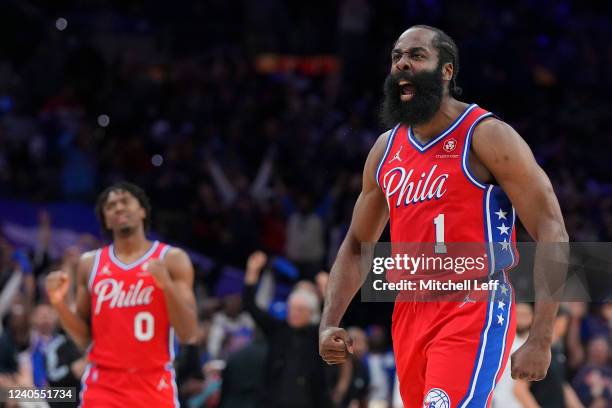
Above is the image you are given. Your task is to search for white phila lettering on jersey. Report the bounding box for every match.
[383,164,449,207]
[93,278,154,315]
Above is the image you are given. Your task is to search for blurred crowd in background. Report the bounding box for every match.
[0,0,610,407]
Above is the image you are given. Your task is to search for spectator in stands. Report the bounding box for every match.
[219,329,267,408]
[207,294,255,360]
[243,250,334,408]
[366,325,395,407]
[29,304,58,388]
[0,301,32,387]
[286,194,326,280]
[567,302,612,376]
[572,336,612,407]
[44,328,84,408]
[0,239,35,324]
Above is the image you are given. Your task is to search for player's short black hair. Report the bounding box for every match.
[95,181,151,236]
[410,25,462,97]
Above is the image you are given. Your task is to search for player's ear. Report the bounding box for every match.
[442,62,453,82]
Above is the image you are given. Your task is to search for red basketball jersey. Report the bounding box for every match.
[376,104,518,278]
[87,241,174,369]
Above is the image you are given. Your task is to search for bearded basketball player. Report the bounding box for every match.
[46,182,198,407]
[319,25,568,408]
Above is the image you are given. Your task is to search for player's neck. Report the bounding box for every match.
[410,98,467,144]
[112,231,151,258]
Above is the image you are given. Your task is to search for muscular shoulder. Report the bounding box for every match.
[164,247,190,264]
[471,117,537,178]
[76,250,99,285]
[79,250,99,269]
[472,117,525,155]
[372,128,394,157]
[163,247,194,280]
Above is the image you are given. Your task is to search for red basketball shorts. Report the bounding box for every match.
[79,364,179,408]
[392,284,516,408]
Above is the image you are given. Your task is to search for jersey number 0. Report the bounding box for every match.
[134,311,154,341]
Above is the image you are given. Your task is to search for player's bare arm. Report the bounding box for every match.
[46,251,94,350]
[471,118,569,381]
[147,247,198,343]
[319,130,391,365]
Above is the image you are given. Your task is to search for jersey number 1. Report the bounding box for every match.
[134,311,154,341]
[433,213,447,254]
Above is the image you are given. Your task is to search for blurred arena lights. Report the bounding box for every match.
[151,154,164,167]
[55,18,68,31]
[97,114,110,127]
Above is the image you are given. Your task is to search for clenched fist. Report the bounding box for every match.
[144,259,172,290]
[511,339,551,381]
[46,271,70,306]
[319,326,354,365]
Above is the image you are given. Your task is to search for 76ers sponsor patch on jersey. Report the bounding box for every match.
[443,138,457,152]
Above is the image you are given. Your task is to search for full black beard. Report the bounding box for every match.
[380,63,445,128]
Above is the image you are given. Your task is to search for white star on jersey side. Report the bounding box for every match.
[494,209,507,220]
[497,223,510,235]
[500,238,511,251]
[495,285,509,326]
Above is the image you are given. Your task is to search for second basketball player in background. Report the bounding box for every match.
[46,182,198,407]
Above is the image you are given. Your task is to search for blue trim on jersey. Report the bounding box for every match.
[78,363,92,408]
[160,244,172,260]
[459,283,512,407]
[109,240,159,270]
[88,249,102,290]
[510,207,518,268]
[486,289,514,402]
[407,104,477,152]
[376,124,400,187]
[488,187,515,273]
[481,185,517,276]
[484,186,496,273]
[461,112,495,190]
[457,287,494,408]
[457,185,515,407]
[169,327,176,360]
[166,365,180,408]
